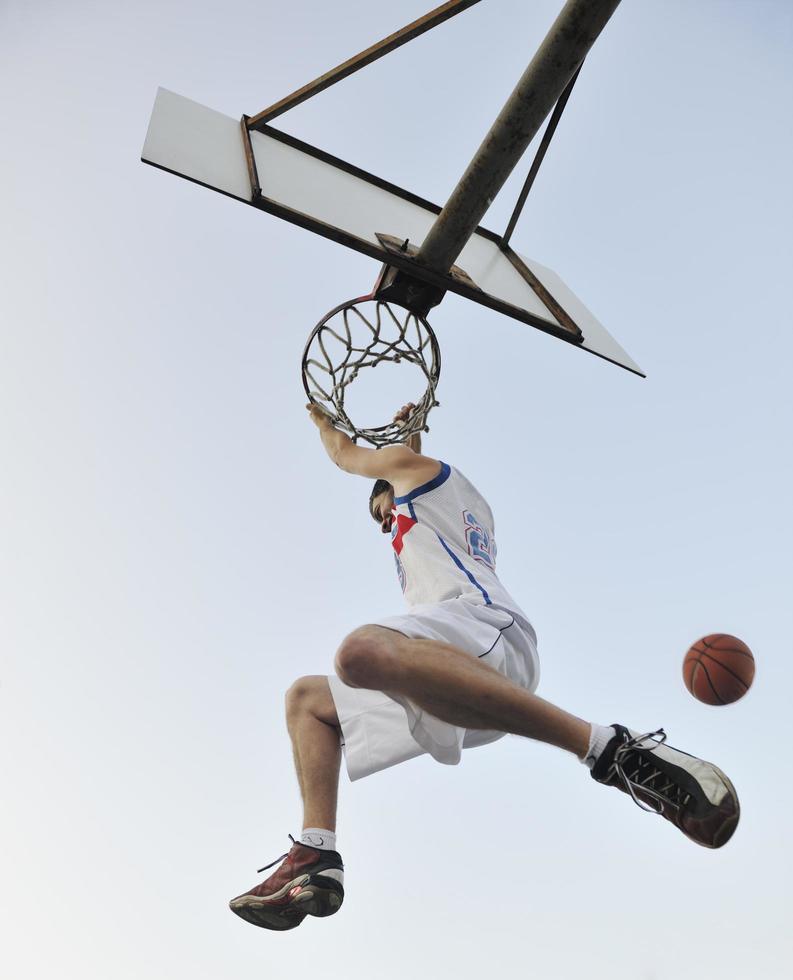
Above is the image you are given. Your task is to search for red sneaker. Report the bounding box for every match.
[229,835,345,930]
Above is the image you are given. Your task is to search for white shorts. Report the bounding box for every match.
[327,598,540,782]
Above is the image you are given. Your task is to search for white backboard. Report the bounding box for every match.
[142,88,643,376]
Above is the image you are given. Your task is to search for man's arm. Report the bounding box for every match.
[306,403,437,487]
[395,402,421,455]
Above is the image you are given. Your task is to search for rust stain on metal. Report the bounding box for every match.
[239,115,262,201]
[501,247,583,341]
[376,233,480,290]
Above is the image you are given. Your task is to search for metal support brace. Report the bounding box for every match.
[500,62,583,249]
[246,0,482,131]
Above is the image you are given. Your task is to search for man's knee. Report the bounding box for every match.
[285,675,335,722]
[335,626,396,688]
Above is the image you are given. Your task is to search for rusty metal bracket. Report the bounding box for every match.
[376,234,479,289]
[371,265,446,319]
[372,233,480,317]
[240,115,262,201]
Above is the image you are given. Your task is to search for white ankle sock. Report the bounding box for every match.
[582,724,616,769]
[300,828,337,851]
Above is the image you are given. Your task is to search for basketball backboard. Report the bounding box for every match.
[142,87,643,377]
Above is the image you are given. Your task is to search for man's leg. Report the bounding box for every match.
[335,626,740,849]
[335,627,591,757]
[285,675,342,831]
[229,675,345,930]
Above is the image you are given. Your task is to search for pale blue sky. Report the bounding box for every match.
[2,2,792,978]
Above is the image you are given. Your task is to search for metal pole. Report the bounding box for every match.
[417,0,622,273]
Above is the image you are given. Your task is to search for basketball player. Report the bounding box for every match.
[229,403,740,931]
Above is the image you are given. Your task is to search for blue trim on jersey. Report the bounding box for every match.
[435,533,492,605]
[394,462,450,505]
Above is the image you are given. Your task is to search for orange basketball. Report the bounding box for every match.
[683,634,755,705]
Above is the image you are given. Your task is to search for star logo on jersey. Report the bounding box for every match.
[391,513,417,555]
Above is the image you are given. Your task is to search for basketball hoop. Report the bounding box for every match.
[301,298,441,447]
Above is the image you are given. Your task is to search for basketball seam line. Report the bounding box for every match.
[697,649,750,689]
[701,637,754,660]
[697,659,727,706]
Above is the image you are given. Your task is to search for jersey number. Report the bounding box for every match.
[464,511,495,570]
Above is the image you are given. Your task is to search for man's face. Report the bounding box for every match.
[370,487,395,534]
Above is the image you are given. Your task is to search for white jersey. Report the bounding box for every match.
[389,462,534,634]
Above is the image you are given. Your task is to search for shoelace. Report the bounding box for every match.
[610,728,691,814]
[256,834,297,874]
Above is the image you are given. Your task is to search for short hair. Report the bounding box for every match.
[368,479,392,522]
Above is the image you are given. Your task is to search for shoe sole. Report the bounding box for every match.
[683,765,741,849]
[709,766,741,848]
[230,902,307,931]
[290,874,344,917]
[229,873,344,930]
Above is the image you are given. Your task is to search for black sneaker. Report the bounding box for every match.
[591,726,740,848]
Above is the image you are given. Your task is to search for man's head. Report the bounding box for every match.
[369,479,395,534]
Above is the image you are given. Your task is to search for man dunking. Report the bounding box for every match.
[229,402,740,931]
